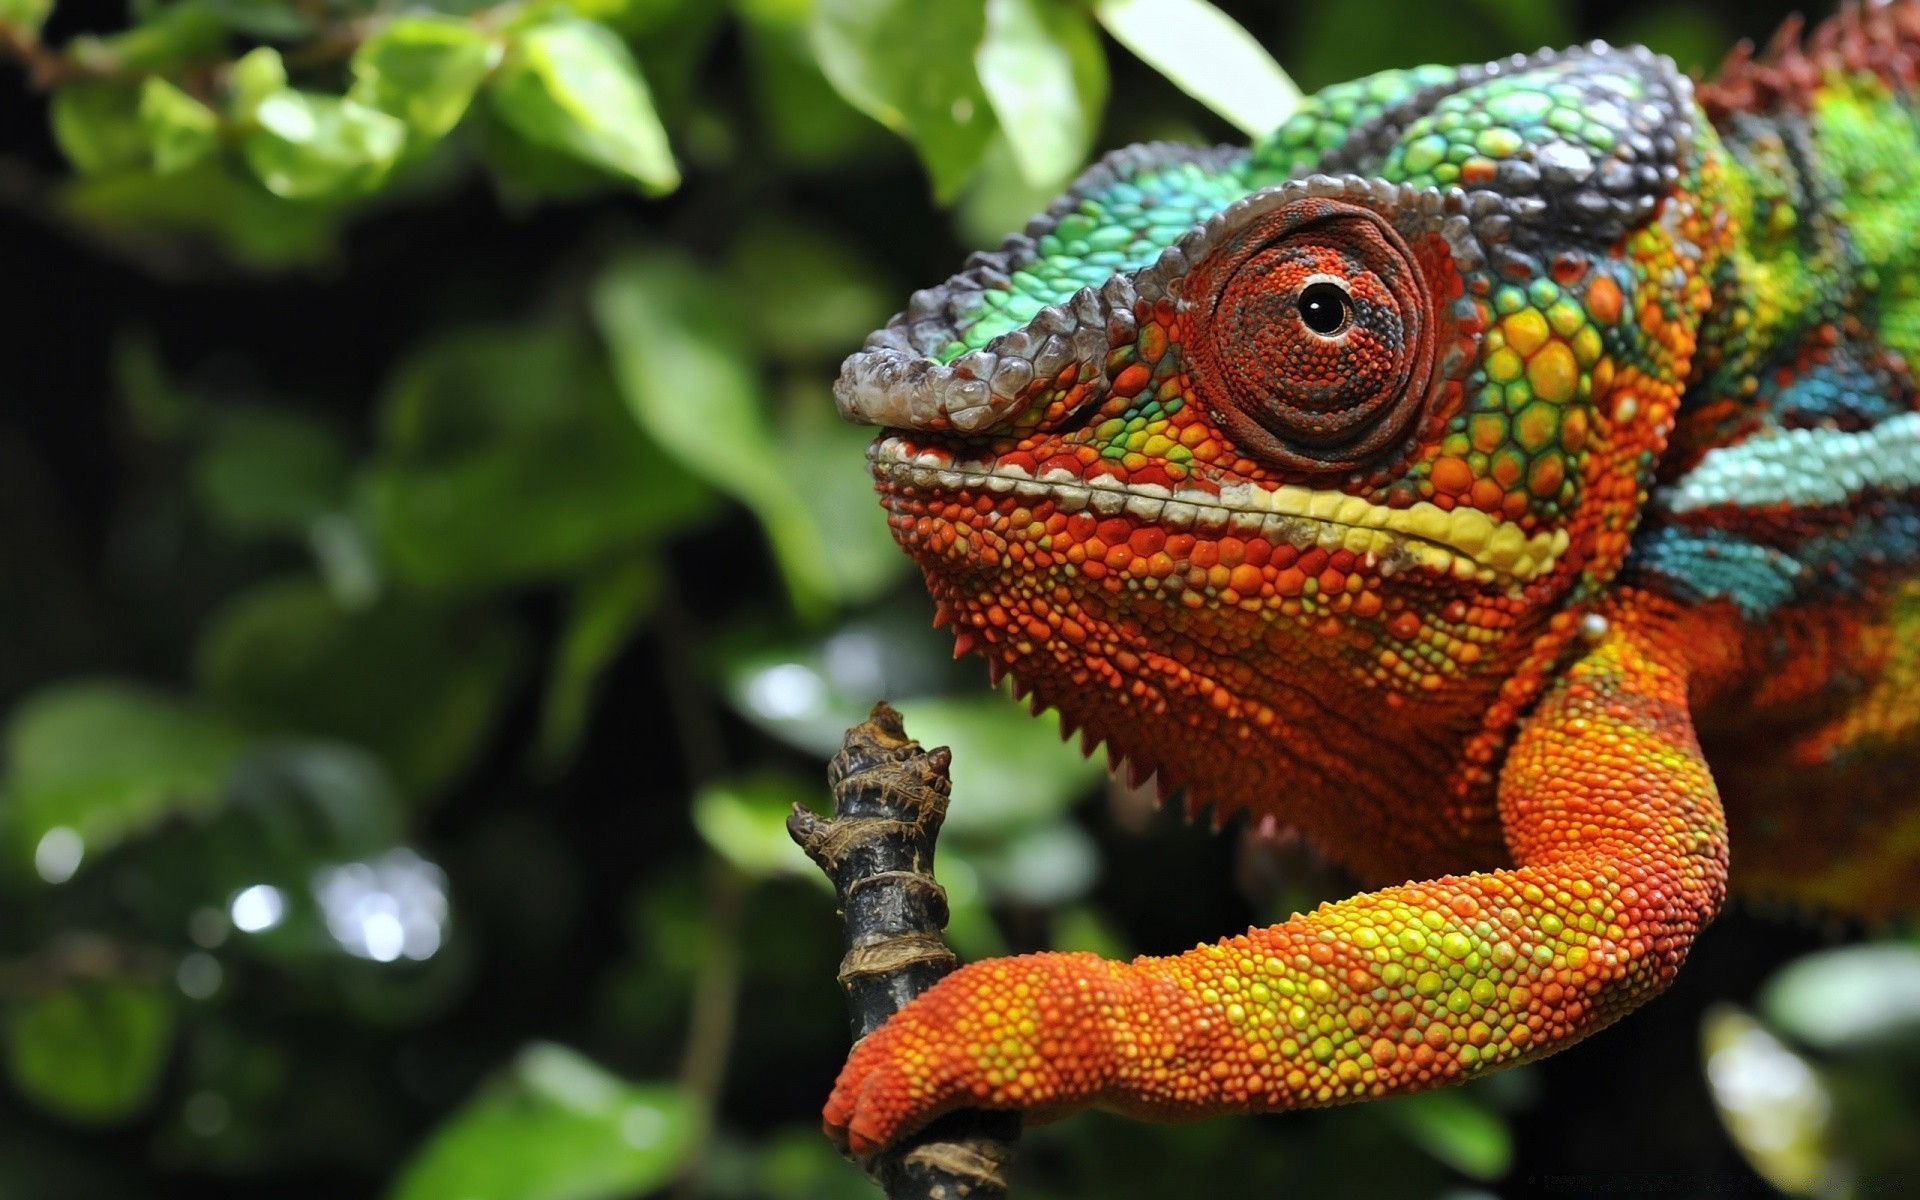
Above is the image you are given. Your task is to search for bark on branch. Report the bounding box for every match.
[788,703,1021,1199]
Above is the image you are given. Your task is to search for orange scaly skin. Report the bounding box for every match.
[825,7,1920,1156]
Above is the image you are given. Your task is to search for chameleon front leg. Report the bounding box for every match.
[824,605,1728,1153]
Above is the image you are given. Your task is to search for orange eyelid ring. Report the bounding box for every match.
[1184,197,1440,473]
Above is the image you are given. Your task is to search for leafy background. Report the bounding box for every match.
[1,0,1917,1196]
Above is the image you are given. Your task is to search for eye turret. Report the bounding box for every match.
[1186,199,1436,473]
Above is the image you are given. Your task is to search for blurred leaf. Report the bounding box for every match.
[75,0,225,72]
[1052,904,1128,958]
[726,222,892,363]
[114,330,195,441]
[390,1043,696,1200]
[716,611,961,756]
[202,0,312,39]
[488,18,679,193]
[779,384,912,605]
[0,0,53,34]
[229,46,288,117]
[365,323,711,593]
[537,558,661,769]
[470,101,627,199]
[64,159,340,265]
[138,78,219,175]
[1095,0,1299,135]
[223,741,408,871]
[241,89,407,200]
[891,692,1103,836]
[966,818,1098,906]
[197,579,522,799]
[51,85,147,175]
[734,0,875,166]
[1285,0,1497,94]
[976,0,1106,190]
[1759,943,1920,1052]
[6,980,174,1125]
[691,774,822,881]
[350,16,501,144]
[954,131,1060,249]
[192,408,350,538]
[743,1124,873,1200]
[932,851,1005,959]
[1609,9,1729,75]
[593,252,835,616]
[1380,1090,1512,1181]
[1464,0,1572,47]
[2,681,248,870]
[810,0,996,201]
[1702,1004,1842,1198]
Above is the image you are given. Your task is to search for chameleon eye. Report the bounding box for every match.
[1186,199,1436,473]
[1296,279,1353,337]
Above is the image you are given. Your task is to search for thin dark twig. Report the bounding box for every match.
[790,703,1021,1199]
[655,584,747,1200]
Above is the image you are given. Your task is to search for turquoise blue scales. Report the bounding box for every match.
[1632,413,1920,620]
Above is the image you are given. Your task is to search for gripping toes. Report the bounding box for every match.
[823,952,1125,1154]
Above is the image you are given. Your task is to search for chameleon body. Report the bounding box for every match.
[826,4,1920,1154]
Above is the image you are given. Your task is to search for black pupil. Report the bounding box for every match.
[1297,282,1351,335]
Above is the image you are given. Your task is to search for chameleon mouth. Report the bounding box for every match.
[869,435,1569,585]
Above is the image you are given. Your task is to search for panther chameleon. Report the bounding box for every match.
[823,1,1920,1155]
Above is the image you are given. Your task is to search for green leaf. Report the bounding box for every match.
[203,0,314,39]
[954,131,1064,249]
[1701,1005,1838,1197]
[1758,943,1920,1052]
[976,0,1107,190]
[2,681,248,872]
[229,45,288,117]
[716,610,962,756]
[734,0,875,167]
[350,16,501,144]
[197,580,523,799]
[1095,0,1300,136]
[0,0,53,36]
[51,85,147,175]
[192,408,350,538]
[241,89,407,200]
[725,221,893,364]
[63,158,340,266]
[778,386,914,606]
[810,0,996,201]
[77,0,226,72]
[891,692,1104,836]
[364,323,711,593]
[536,558,661,770]
[592,253,834,616]
[138,77,221,175]
[691,774,823,881]
[6,980,174,1124]
[390,1043,697,1200]
[488,18,679,193]
[1380,1090,1513,1181]
[965,818,1098,905]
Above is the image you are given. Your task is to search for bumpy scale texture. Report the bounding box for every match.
[826,2,1920,1155]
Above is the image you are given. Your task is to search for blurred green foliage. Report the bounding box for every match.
[0,0,1914,1196]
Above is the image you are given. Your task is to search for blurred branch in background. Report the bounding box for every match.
[0,0,1914,1197]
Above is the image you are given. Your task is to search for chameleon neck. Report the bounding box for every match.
[1686,75,1920,440]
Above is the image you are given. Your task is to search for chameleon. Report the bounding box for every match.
[823,1,1920,1156]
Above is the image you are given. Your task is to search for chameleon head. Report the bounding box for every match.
[836,48,1711,845]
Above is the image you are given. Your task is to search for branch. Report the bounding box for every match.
[789,703,1021,1199]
